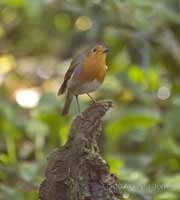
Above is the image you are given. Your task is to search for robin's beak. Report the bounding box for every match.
[103,48,109,53]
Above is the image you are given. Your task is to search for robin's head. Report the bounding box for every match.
[90,45,108,55]
[86,45,108,63]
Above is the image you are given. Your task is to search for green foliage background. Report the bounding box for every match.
[0,0,180,199]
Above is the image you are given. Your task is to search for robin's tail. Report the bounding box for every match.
[58,80,67,95]
[62,91,73,116]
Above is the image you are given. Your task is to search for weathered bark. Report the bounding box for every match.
[39,100,121,200]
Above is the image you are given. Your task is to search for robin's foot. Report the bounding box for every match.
[78,112,84,119]
[75,95,81,113]
[90,100,97,105]
[86,93,97,104]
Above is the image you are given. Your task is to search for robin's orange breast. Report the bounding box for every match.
[78,53,106,83]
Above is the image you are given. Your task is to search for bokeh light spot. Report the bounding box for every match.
[15,88,40,108]
[157,86,170,100]
[75,16,92,31]
[0,54,16,74]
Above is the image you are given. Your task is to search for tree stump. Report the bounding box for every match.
[39,100,121,200]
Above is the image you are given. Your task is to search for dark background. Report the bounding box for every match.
[0,0,180,199]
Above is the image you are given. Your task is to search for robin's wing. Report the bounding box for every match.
[58,49,89,95]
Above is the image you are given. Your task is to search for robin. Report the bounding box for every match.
[58,44,108,115]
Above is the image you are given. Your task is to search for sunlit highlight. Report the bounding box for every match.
[15,88,40,108]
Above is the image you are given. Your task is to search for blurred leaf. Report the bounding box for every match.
[26,120,49,138]
[128,66,145,84]
[54,14,71,32]
[59,124,69,145]
[164,106,180,136]
[18,162,39,182]
[106,156,123,177]
[155,192,178,200]
[146,68,159,91]
[106,109,160,140]
[160,174,180,192]
[4,0,25,7]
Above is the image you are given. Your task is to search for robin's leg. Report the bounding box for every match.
[87,93,96,103]
[75,95,81,113]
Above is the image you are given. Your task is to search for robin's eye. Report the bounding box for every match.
[92,48,97,52]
